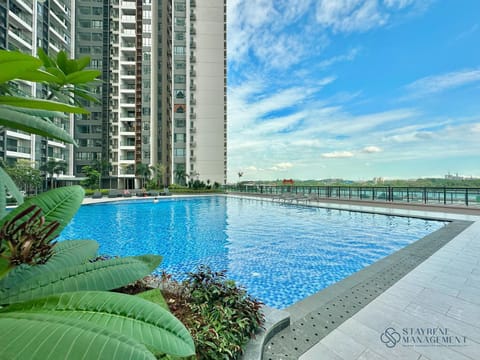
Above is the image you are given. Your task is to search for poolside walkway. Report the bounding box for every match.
[256,199,480,360]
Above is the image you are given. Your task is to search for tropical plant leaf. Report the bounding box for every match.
[65,70,101,84]
[0,107,75,144]
[0,255,162,304]
[44,66,67,84]
[0,312,156,360]
[7,105,67,119]
[0,50,42,83]
[77,56,91,71]
[37,47,55,68]
[0,186,84,236]
[1,291,195,357]
[0,96,88,113]
[0,166,24,218]
[16,69,59,83]
[48,240,99,268]
[56,50,68,73]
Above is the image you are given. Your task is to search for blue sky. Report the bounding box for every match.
[226,0,480,182]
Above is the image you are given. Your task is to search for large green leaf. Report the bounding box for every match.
[0,166,24,218]
[0,96,88,113]
[0,312,156,360]
[0,186,84,236]
[65,70,101,84]
[0,106,75,144]
[0,50,42,83]
[17,68,60,83]
[48,240,99,268]
[1,291,195,357]
[0,255,162,304]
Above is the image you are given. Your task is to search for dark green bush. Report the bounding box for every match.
[162,266,264,359]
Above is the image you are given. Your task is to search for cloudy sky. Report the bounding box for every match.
[226,0,480,182]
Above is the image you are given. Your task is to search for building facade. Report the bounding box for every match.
[0,0,227,189]
[0,0,75,187]
[75,0,227,189]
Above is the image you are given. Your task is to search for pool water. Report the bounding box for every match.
[58,196,447,309]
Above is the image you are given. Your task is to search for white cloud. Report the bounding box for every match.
[383,0,416,9]
[322,151,355,158]
[270,162,294,171]
[317,48,360,69]
[315,0,388,33]
[405,68,480,97]
[362,146,382,153]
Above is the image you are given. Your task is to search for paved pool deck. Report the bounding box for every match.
[244,196,480,360]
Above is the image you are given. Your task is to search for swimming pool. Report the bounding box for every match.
[58,196,447,309]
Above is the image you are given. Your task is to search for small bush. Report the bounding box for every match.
[161,266,264,359]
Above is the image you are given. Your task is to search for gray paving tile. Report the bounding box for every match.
[457,285,480,305]
[447,300,480,327]
[356,348,389,360]
[298,342,343,360]
[320,329,366,360]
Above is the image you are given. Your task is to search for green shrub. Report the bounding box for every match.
[162,266,264,360]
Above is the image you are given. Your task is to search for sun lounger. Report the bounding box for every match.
[92,191,103,199]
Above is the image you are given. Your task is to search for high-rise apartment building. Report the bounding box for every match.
[75,0,227,188]
[0,0,226,189]
[0,0,75,184]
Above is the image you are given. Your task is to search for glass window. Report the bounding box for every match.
[174,148,185,156]
[79,6,91,15]
[92,7,102,16]
[174,46,185,55]
[174,75,185,83]
[175,17,185,26]
[174,133,185,142]
[175,62,186,69]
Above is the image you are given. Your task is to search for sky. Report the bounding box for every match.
[226,0,480,182]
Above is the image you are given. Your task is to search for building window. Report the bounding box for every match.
[174,46,185,55]
[92,20,102,29]
[174,75,185,83]
[175,62,186,69]
[175,17,185,26]
[174,148,185,156]
[175,119,186,127]
[175,32,185,41]
[176,90,185,99]
[174,133,185,142]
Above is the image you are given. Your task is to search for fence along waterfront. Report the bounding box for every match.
[224,185,480,207]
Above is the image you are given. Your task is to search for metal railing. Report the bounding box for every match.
[224,185,480,207]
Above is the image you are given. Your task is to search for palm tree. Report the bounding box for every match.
[174,168,187,186]
[40,158,67,190]
[135,162,151,189]
[150,163,165,188]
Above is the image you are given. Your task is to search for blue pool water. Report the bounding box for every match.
[58,196,447,309]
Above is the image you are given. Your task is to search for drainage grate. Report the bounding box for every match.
[262,220,472,359]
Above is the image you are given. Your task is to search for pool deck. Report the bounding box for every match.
[244,196,480,360]
[82,194,480,359]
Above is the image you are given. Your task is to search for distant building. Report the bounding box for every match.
[0,0,75,185]
[0,0,227,190]
[74,0,227,189]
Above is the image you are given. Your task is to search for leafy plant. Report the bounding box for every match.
[162,266,264,360]
[0,49,195,359]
